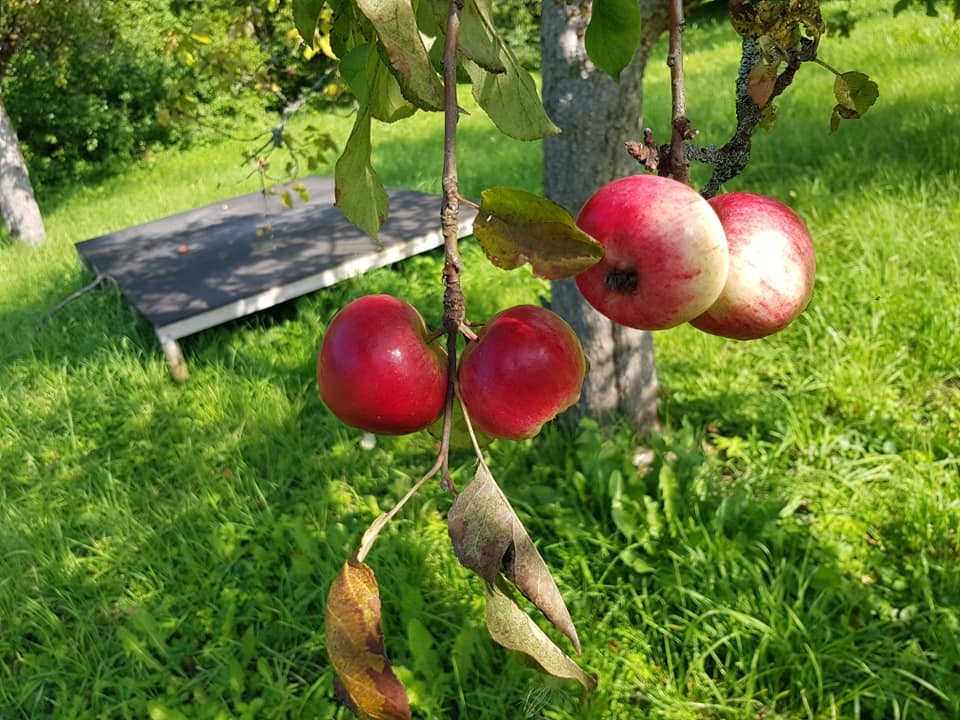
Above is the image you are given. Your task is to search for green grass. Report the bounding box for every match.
[2,4,960,718]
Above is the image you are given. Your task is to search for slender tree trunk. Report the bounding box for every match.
[541,0,669,433]
[0,96,45,246]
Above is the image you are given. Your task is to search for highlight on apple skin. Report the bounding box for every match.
[690,191,816,340]
[316,294,448,435]
[574,174,730,331]
[458,304,587,441]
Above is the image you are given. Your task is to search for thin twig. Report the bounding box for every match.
[439,0,467,491]
[355,456,445,563]
[665,0,695,184]
[440,0,466,330]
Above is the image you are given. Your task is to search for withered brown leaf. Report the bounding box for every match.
[485,576,598,691]
[325,559,411,720]
[747,61,779,107]
[447,462,582,654]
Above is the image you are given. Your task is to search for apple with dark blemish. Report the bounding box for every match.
[574,175,729,330]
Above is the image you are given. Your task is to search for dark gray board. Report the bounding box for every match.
[75,175,475,378]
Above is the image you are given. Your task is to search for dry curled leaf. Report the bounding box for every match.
[747,61,778,107]
[326,559,411,720]
[447,463,582,654]
[485,576,598,691]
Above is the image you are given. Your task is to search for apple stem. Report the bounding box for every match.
[455,384,489,474]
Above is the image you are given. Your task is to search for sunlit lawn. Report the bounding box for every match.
[2,4,959,718]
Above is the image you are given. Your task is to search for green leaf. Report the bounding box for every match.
[830,71,879,132]
[292,0,326,43]
[459,0,508,73]
[339,46,372,105]
[463,56,560,141]
[340,44,418,123]
[447,462,582,653]
[484,576,597,691]
[329,2,372,60]
[585,0,641,81]
[834,71,880,116]
[472,187,603,279]
[608,470,648,542]
[147,702,190,720]
[406,618,442,679]
[355,0,445,111]
[658,463,682,537]
[618,546,655,574]
[335,107,389,239]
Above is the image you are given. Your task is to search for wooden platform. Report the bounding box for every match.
[75,175,475,379]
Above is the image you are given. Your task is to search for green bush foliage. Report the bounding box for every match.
[492,0,542,69]
[2,1,176,190]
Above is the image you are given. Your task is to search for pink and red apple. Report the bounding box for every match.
[690,191,816,340]
[458,305,587,440]
[317,294,447,435]
[575,174,729,330]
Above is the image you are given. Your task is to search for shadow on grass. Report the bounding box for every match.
[0,292,546,718]
[1,268,158,372]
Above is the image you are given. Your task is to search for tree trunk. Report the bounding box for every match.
[541,0,669,433]
[0,96,45,246]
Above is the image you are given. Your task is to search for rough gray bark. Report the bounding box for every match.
[541,0,669,433]
[0,96,45,246]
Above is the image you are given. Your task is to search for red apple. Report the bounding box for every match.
[317,294,448,434]
[690,192,816,340]
[575,174,729,330]
[458,305,587,440]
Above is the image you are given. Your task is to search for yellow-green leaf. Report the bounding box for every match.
[830,71,879,133]
[484,577,597,691]
[472,187,603,279]
[833,71,879,116]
